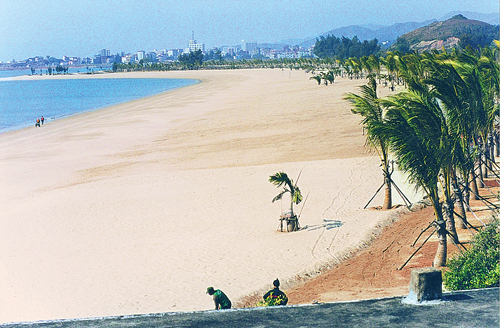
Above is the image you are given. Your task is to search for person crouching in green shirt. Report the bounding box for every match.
[207,286,232,310]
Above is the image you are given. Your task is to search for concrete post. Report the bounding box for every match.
[407,267,442,302]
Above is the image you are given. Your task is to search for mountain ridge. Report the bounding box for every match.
[397,14,499,51]
[277,11,498,48]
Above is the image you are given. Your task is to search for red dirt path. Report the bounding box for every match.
[287,205,439,304]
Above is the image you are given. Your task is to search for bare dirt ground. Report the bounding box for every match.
[237,177,499,308]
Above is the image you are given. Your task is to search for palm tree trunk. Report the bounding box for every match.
[443,200,458,243]
[382,172,392,210]
[470,171,479,200]
[456,195,468,228]
[431,203,447,267]
[433,220,448,267]
[452,172,468,229]
[289,201,297,232]
[463,180,471,212]
[495,133,500,157]
[478,158,485,187]
[483,147,489,178]
[489,134,495,163]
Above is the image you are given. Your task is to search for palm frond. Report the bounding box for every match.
[269,172,290,188]
[272,190,287,203]
[344,75,389,160]
[292,186,303,205]
[270,171,303,205]
[378,91,444,197]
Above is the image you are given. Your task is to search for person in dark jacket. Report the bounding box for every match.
[263,278,288,305]
[207,286,232,310]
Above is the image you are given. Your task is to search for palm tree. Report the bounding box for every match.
[476,46,500,174]
[367,55,381,83]
[382,52,398,90]
[269,171,303,232]
[432,47,496,225]
[344,75,393,209]
[349,57,362,79]
[320,70,335,85]
[310,75,322,85]
[369,47,499,267]
[376,87,450,267]
[479,44,500,164]
[360,56,371,76]
[423,54,480,230]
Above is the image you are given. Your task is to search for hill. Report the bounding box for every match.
[289,20,435,48]
[396,14,499,51]
[277,11,498,49]
[440,11,499,25]
[318,20,436,46]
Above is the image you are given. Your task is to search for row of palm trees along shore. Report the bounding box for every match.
[209,44,498,269]
[343,43,499,268]
[236,43,498,269]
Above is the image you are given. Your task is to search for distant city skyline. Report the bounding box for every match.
[1,0,498,62]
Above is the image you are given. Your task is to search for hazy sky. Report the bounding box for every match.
[1,0,498,62]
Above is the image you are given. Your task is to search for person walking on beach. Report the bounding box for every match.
[263,278,288,306]
[35,118,40,127]
[41,116,44,125]
[206,286,232,310]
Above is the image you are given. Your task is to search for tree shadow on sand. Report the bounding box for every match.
[303,219,343,231]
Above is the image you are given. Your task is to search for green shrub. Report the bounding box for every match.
[443,218,499,290]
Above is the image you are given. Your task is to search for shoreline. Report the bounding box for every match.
[0,69,421,323]
[0,72,201,135]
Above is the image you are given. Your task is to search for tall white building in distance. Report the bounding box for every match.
[137,51,145,60]
[241,40,257,52]
[188,32,205,53]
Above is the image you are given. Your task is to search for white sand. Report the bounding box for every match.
[0,69,420,323]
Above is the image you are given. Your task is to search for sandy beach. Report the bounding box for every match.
[0,69,421,323]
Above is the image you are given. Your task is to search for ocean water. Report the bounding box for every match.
[0,76,198,133]
[0,67,109,79]
[0,69,33,78]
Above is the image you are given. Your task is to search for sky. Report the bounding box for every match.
[0,0,498,62]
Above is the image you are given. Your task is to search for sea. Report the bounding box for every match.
[0,69,198,133]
